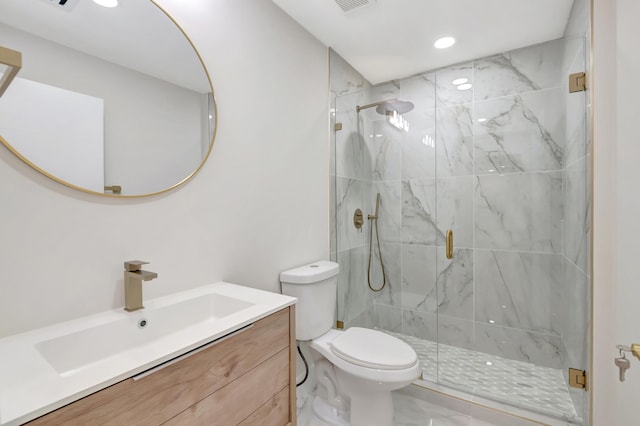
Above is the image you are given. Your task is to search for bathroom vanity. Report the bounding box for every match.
[0,283,297,425]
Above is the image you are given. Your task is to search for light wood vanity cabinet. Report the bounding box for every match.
[26,307,297,426]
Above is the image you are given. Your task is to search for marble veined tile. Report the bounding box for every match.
[371,180,402,244]
[563,38,588,167]
[400,244,472,318]
[475,323,562,369]
[371,80,400,98]
[563,155,591,275]
[400,72,436,113]
[435,62,474,108]
[402,179,441,245]
[562,258,589,371]
[369,242,401,305]
[402,308,438,343]
[361,303,403,332]
[438,315,474,350]
[474,172,563,253]
[393,390,474,426]
[437,176,474,248]
[474,250,563,334]
[330,92,336,177]
[437,103,474,177]
[474,89,564,175]
[474,38,564,100]
[334,90,372,180]
[368,118,402,181]
[299,381,545,426]
[336,246,371,323]
[401,244,437,312]
[437,248,473,320]
[564,0,590,38]
[335,176,368,251]
[401,108,436,180]
[329,49,369,96]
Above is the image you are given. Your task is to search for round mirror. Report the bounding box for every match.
[0,0,216,197]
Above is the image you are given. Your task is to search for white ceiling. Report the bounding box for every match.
[0,0,210,93]
[272,0,576,84]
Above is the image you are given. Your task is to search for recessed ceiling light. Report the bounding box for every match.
[92,0,118,7]
[434,37,456,49]
[457,83,472,91]
[452,78,468,86]
[477,118,487,123]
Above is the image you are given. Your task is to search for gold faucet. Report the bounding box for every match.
[124,260,158,312]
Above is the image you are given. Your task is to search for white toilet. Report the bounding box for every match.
[280,260,421,426]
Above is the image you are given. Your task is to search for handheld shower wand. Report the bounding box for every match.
[367,193,386,292]
[368,193,380,220]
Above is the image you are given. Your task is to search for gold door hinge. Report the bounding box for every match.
[334,122,343,131]
[569,368,587,390]
[569,72,587,93]
[336,320,344,329]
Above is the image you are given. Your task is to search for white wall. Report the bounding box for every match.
[592,0,640,424]
[0,0,329,337]
[592,0,640,423]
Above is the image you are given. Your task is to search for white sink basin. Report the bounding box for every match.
[0,282,296,426]
[36,293,253,375]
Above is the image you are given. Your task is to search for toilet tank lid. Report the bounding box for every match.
[280,261,339,284]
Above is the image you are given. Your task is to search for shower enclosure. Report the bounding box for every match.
[330,34,590,424]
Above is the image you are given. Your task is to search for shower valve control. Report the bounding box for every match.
[353,209,364,230]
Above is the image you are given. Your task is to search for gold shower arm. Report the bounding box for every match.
[356,98,398,113]
[0,46,22,97]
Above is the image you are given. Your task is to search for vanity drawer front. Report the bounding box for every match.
[238,386,290,426]
[163,348,289,425]
[26,307,291,425]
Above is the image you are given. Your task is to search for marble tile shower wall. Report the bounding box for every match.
[333,37,590,372]
[329,50,377,325]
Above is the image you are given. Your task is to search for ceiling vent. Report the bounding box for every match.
[334,0,375,14]
[38,0,80,12]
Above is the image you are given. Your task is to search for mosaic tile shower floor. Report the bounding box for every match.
[384,330,582,424]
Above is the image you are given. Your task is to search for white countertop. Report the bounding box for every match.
[0,282,296,425]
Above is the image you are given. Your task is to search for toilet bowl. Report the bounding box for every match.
[280,261,421,426]
[311,328,421,426]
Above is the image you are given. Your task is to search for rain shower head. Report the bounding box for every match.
[375,99,414,115]
[356,98,415,115]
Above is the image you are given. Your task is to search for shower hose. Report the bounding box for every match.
[367,208,386,292]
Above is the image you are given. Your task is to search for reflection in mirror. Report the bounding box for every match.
[0,45,22,97]
[0,0,216,197]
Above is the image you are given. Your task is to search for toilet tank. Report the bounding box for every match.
[280,260,339,341]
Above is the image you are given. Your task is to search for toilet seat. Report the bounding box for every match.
[311,328,421,384]
[330,327,417,370]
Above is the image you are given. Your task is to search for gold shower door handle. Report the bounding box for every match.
[446,230,453,259]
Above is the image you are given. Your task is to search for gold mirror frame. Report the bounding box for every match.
[0,0,217,198]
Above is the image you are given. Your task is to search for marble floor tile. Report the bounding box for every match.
[298,384,540,426]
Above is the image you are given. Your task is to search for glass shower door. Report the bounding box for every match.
[434,36,590,424]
